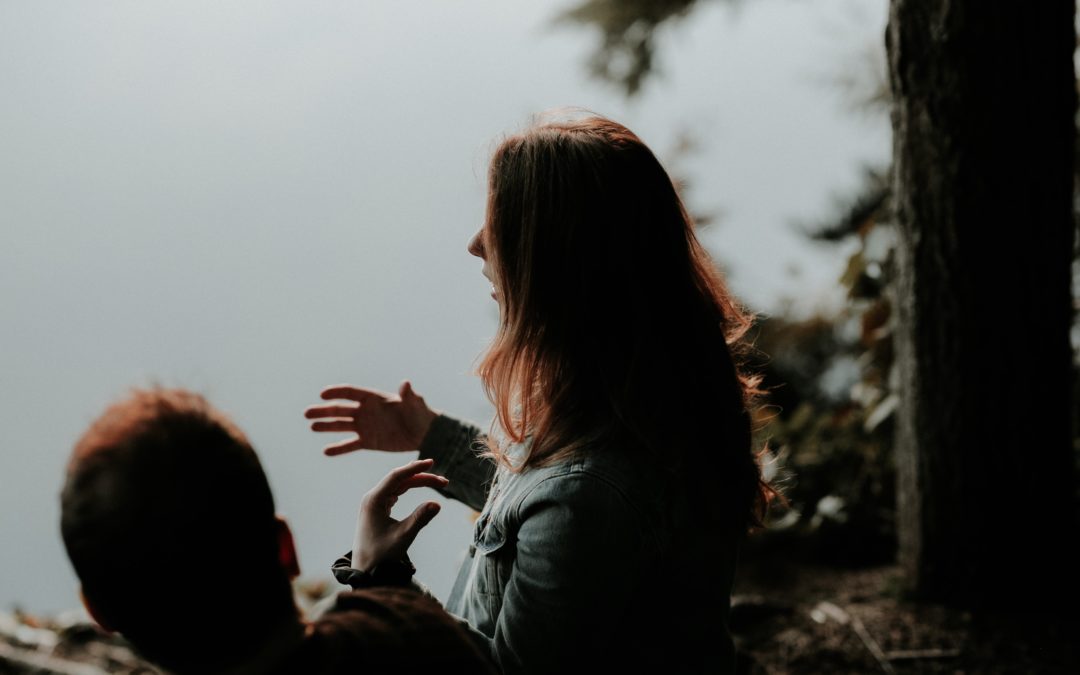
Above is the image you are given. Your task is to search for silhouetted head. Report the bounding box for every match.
[60,388,300,672]
[470,113,774,529]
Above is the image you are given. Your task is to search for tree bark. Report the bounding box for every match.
[887,0,1078,608]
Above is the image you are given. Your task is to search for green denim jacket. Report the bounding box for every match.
[419,414,738,674]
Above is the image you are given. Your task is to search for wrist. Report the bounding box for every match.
[351,546,376,574]
[332,552,416,589]
[412,407,439,448]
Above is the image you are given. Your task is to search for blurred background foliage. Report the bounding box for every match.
[748,86,1080,569]
[562,0,1080,569]
[750,167,896,567]
[563,0,901,565]
[555,0,711,96]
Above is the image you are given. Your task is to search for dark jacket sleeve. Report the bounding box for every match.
[330,556,497,667]
[417,414,495,512]
[297,588,497,674]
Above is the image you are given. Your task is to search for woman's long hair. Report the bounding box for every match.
[477,114,775,529]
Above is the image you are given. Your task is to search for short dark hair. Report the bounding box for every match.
[60,388,294,670]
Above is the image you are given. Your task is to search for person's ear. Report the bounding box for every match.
[275,516,301,580]
[79,587,115,633]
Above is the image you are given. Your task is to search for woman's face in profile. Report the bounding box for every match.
[467,226,499,303]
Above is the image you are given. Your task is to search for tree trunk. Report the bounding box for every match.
[887,0,1078,608]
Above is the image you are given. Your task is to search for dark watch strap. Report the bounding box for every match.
[331,551,417,589]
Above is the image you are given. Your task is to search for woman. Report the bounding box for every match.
[305,115,774,674]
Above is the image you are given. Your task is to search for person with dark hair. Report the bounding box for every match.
[306,114,777,673]
[60,388,495,674]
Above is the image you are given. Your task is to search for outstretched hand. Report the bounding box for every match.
[352,458,447,572]
[304,381,438,456]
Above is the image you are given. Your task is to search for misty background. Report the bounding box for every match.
[0,0,888,612]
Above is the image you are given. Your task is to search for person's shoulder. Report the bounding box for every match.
[297,588,494,674]
[323,586,443,621]
[515,445,660,514]
[315,587,463,639]
[556,443,660,495]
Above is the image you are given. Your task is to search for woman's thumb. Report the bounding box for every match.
[400,501,441,544]
[399,380,416,400]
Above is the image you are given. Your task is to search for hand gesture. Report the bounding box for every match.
[352,458,448,572]
[305,381,438,456]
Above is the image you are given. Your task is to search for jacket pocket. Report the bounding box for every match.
[474,517,507,555]
[472,516,509,607]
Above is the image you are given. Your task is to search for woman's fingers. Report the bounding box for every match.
[373,458,435,494]
[321,385,387,403]
[310,420,356,433]
[394,472,449,494]
[324,437,366,456]
[395,501,442,548]
[364,462,446,513]
[304,404,360,420]
[308,383,429,454]
[398,380,419,401]
[352,461,443,571]
[365,473,447,514]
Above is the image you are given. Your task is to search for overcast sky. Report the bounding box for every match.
[0,0,889,612]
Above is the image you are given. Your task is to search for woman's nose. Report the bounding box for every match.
[467,229,485,259]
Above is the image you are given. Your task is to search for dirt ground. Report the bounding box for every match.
[4,557,1078,673]
[731,554,1080,674]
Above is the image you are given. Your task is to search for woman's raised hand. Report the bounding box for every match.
[352,458,447,572]
[305,381,438,456]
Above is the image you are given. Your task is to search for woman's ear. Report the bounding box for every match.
[79,587,115,633]
[275,516,301,580]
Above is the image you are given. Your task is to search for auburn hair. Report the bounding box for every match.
[60,388,293,670]
[476,114,775,529]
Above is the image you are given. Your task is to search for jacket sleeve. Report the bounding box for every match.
[417,414,495,512]
[486,472,655,674]
[330,553,503,664]
[310,588,499,674]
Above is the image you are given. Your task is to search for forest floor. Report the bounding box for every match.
[4,555,1078,673]
[731,545,1080,674]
